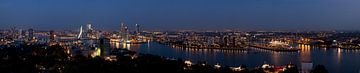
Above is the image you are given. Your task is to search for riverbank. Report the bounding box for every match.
[159,42,248,50]
[249,44,300,52]
[0,43,328,73]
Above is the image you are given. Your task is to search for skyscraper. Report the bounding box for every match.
[18,29,23,39]
[87,23,93,31]
[10,27,16,39]
[120,22,128,42]
[124,26,129,42]
[86,23,95,39]
[28,29,34,40]
[135,24,140,35]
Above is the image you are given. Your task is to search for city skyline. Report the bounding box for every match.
[2,0,360,73]
[1,0,360,31]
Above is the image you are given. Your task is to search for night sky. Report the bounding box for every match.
[1,0,360,31]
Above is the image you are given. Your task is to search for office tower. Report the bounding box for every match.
[9,27,16,39]
[18,29,23,39]
[87,23,93,31]
[28,29,34,40]
[135,24,140,35]
[120,22,128,42]
[86,23,95,39]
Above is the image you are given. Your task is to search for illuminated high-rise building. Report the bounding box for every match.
[135,24,140,35]
[120,22,129,42]
[18,29,23,39]
[87,23,93,30]
[28,28,34,40]
[120,22,124,38]
[134,24,143,42]
[9,26,18,39]
[124,26,129,42]
[86,23,95,39]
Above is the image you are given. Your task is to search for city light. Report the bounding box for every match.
[1,1,360,72]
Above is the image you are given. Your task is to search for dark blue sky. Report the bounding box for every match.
[1,0,360,31]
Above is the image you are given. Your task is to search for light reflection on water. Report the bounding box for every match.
[110,42,360,73]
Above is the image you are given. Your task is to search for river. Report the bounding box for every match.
[111,42,360,73]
